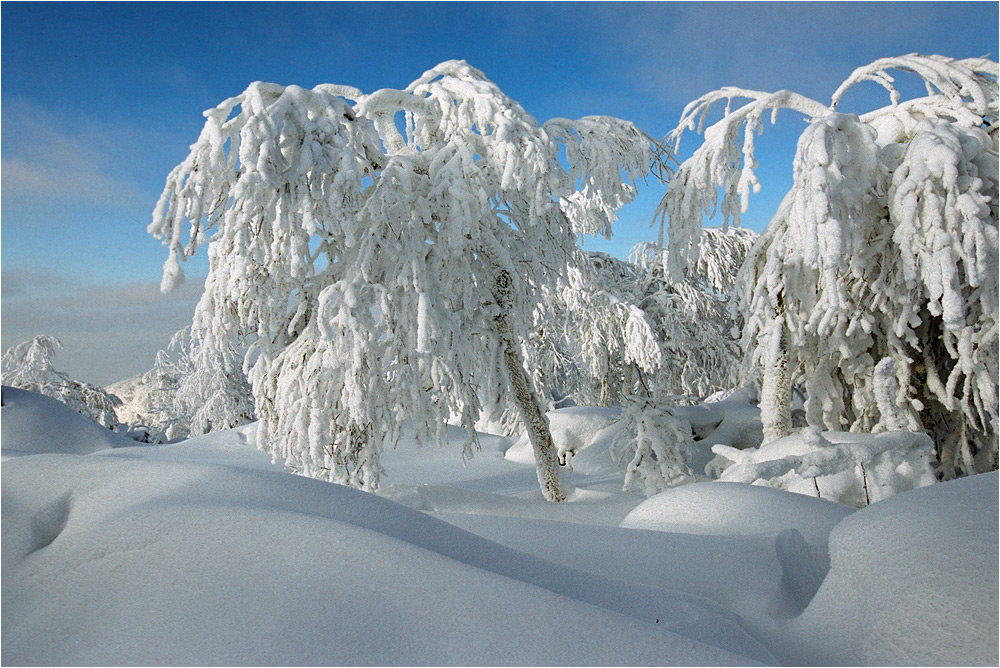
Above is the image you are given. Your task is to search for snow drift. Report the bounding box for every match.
[2,387,997,666]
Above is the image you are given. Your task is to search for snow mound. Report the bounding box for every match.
[675,385,764,453]
[620,481,853,546]
[2,454,770,666]
[790,471,999,666]
[1,394,772,665]
[504,406,625,473]
[1,386,134,457]
[94,420,278,471]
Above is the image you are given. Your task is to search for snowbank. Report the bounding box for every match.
[789,471,999,666]
[2,390,771,666]
[1,385,134,457]
[620,481,853,546]
[3,388,996,666]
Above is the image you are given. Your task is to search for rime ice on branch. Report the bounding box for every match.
[149,61,658,499]
[660,54,998,475]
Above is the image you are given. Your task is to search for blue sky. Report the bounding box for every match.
[2,1,998,384]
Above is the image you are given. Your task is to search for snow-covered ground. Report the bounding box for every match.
[3,385,997,666]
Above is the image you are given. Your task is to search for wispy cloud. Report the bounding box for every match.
[1,99,150,211]
[587,2,942,107]
[2,267,205,386]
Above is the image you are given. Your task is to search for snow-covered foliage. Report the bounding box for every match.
[610,396,696,496]
[530,252,661,407]
[107,366,182,444]
[660,54,999,475]
[531,227,755,408]
[109,338,193,443]
[109,329,255,442]
[172,329,255,437]
[640,224,760,295]
[1,335,121,428]
[673,383,766,453]
[710,426,937,507]
[629,226,757,398]
[149,60,655,498]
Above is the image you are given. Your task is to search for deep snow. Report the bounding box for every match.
[2,386,997,666]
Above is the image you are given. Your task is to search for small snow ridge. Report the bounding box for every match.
[620,481,853,546]
[1,386,134,456]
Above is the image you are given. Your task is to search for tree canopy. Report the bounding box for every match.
[150,60,657,498]
[658,54,999,475]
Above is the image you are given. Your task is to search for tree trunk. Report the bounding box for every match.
[599,353,612,407]
[485,257,568,502]
[760,309,792,444]
[623,363,635,397]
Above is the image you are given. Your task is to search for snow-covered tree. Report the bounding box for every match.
[659,54,999,477]
[108,351,186,443]
[113,328,255,442]
[150,61,656,500]
[533,226,755,409]
[2,335,122,428]
[532,252,662,407]
[172,328,255,437]
[631,226,758,399]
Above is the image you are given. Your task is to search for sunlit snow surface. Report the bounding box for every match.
[3,386,997,666]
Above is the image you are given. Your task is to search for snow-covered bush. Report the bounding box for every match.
[1,335,122,428]
[710,426,937,507]
[673,383,766,452]
[530,252,662,407]
[172,329,255,437]
[533,226,756,408]
[112,328,255,443]
[610,396,697,496]
[659,54,999,476]
[150,60,656,500]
